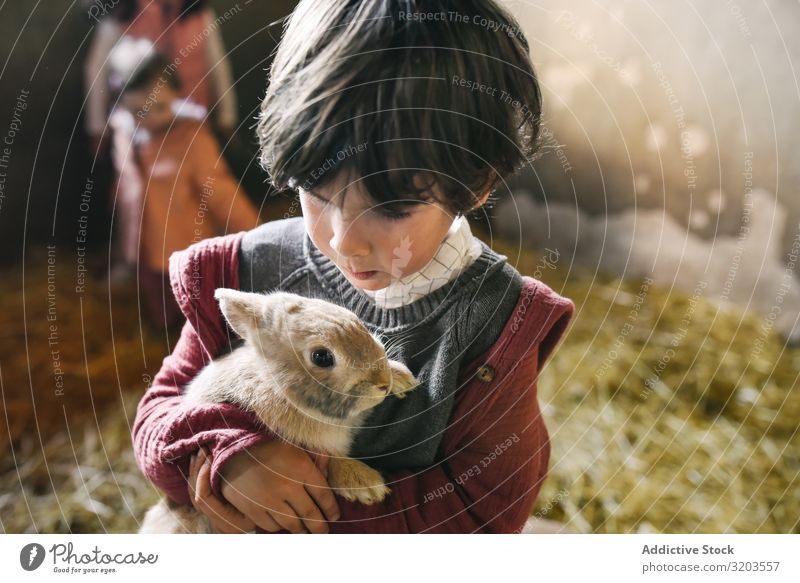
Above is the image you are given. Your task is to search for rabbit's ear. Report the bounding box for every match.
[263,291,304,315]
[388,360,419,399]
[259,291,305,331]
[214,288,265,340]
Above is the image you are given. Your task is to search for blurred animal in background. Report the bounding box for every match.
[494,189,800,344]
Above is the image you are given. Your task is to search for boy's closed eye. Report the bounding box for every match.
[302,188,415,221]
[375,205,413,221]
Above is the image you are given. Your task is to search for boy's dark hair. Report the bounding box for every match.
[108,40,181,96]
[257,0,541,216]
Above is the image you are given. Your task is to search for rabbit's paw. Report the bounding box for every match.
[328,457,391,505]
[389,361,419,399]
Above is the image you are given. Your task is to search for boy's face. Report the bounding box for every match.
[121,84,178,134]
[299,173,457,292]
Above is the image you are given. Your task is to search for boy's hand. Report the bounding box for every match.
[188,449,255,533]
[189,441,340,534]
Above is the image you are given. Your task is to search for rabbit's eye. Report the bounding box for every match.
[310,348,335,368]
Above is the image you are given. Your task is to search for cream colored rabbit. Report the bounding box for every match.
[139,289,419,533]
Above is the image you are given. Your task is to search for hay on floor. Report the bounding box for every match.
[493,239,800,534]
[0,248,168,533]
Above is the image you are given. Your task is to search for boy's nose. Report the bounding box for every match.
[329,215,370,260]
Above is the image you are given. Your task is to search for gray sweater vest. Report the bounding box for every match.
[238,217,522,471]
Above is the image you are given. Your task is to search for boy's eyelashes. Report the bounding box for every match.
[378,207,412,221]
[301,189,415,220]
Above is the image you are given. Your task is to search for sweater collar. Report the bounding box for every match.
[303,226,509,331]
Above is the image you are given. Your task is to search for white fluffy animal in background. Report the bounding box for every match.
[494,189,800,344]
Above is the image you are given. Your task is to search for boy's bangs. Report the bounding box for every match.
[291,115,476,209]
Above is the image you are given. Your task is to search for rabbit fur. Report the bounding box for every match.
[139,289,419,533]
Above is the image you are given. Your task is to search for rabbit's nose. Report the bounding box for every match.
[377,384,390,393]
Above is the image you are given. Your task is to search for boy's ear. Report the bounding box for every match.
[470,170,496,211]
[214,288,265,341]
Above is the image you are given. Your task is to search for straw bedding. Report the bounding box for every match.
[1,242,797,533]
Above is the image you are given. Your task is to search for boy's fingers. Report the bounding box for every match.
[192,491,235,534]
[289,491,329,534]
[269,501,306,534]
[246,508,284,533]
[256,511,283,533]
[304,483,340,522]
[313,453,330,477]
[194,452,215,498]
[193,453,255,533]
[303,464,340,522]
[196,495,253,534]
[187,453,200,496]
[221,486,283,534]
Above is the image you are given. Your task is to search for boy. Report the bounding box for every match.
[133,0,574,533]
